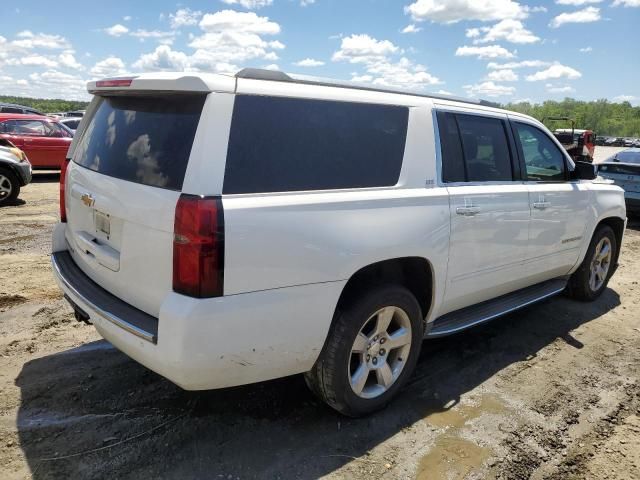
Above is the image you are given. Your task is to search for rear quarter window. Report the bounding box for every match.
[73,95,206,190]
[223,95,408,194]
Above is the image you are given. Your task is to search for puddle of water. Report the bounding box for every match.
[416,436,490,480]
[425,394,506,428]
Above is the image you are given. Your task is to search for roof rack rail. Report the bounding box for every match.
[234,68,499,108]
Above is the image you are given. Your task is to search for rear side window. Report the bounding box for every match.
[438,112,514,182]
[73,95,206,191]
[223,95,408,194]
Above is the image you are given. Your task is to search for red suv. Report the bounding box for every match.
[0,114,73,169]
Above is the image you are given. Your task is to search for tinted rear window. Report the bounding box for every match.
[73,95,206,190]
[223,95,408,194]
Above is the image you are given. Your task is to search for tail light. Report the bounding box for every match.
[173,194,224,298]
[60,158,70,222]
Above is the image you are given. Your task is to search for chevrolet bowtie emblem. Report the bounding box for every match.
[81,193,95,207]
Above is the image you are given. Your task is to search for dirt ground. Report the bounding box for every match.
[1,155,639,480]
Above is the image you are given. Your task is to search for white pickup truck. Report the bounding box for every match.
[52,69,626,416]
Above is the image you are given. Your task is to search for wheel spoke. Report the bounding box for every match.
[598,243,610,261]
[376,362,393,387]
[375,307,394,336]
[351,333,369,353]
[589,268,597,290]
[386,327,411,350]
[350,363,370,395]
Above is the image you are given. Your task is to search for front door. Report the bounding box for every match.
[510,120,590,282]
[436,110,531,315]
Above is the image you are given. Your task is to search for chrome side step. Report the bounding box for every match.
[427,278,568,338]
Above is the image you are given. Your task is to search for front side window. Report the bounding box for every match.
[223,95,408,194]
[437,111,514,183]
[513,122,567,182]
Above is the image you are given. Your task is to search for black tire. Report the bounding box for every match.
[0,168,20,206]
[305,284,423,417]
[567,225,617,301]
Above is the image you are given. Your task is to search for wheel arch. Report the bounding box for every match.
[335,257,435,322]
[596,216,625,266]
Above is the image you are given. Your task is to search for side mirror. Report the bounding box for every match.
[571,161,597,180]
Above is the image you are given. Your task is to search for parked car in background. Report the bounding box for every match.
[58,117,81,133]
[52,69,626,416]
[0,114,73,169]
[598,148,640,216]
[64,110,85,118]
[544,118,595,163]
[0,102,44,116]
[623,138,636,147]
[0,138,32,205]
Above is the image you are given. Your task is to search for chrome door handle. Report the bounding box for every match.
[456,206,481,216]
[533,201,550,210]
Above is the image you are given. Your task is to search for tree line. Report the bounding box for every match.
[2,94,639,137]
[503,98,640,137]
[0,95,89,115]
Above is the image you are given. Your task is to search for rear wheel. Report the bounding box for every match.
[567,225,617,301]
[0,168,20,205]
[305,285,423,417]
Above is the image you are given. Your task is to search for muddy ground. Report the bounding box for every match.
[1,159,639,479]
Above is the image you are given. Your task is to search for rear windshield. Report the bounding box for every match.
[73,95,206,190]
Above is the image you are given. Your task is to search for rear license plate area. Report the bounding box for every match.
[94,210,111,238]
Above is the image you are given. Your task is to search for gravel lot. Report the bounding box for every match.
[1,148,639,480]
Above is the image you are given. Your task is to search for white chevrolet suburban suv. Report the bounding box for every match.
[52,69,626,416]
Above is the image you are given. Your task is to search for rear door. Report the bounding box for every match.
[510,120,590,282]
[436,110,531,315]
[64,93,207,316]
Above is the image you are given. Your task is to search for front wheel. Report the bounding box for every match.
[0,168,20,205]
[305,285,424,417]
[567,225,617,301]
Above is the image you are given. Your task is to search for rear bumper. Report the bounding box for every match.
[51,237,343,390]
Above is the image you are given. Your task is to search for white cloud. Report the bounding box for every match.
[90,56,128,77]
[612,0,640,5]
[612,95,638,103]
[104,24,129,37]
[556,0,601,4]
[405,0,529,24]
[169,8,202,28]
[221,0,274,9]
[301,0,316,5]
[129,29,176,41]
[467,19,539,44]
[463,81,516,97]
[486,68,518,81]
[263,63,279,70]
[401,24,422,33]
[487,59,550,69]
[546,83,575,93]
[436,89,453,95]
[26,70,89,100]
[123,15,132,21]
[549,6,600,27]
[333,34,441,90]
[579,46,592,52]
[132,45,189,71]
[455,44,516,59]
[525,63,582,81]
[58,51,83,70]
[199,10,280,34]
[362,57,442,89]
[11,31,71,49]
[129,11,284,74]
[18,55,58,68]
[295,58,325,67]
[332,34,398,64]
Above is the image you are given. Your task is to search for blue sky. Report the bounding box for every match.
[0,0,638,104]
